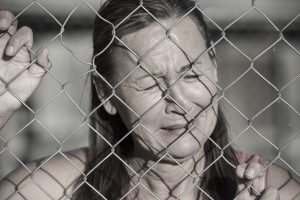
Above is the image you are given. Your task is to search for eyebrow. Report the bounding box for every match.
[136,61,202,80]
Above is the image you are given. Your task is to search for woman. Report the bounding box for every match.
[0,0,299,199]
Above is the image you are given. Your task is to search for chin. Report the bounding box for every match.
[166,134,203,163]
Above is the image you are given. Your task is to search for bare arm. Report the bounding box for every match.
[0,10,50,130]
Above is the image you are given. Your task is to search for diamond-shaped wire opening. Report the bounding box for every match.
[0,0,32,14]
[7,120,60,166]
[59,122,89,152]
[27,72,62,111]
[34,0,82,23]
[255,0,300,30]
[252,100,300,147]
[33,92,86,142]
[254,40,300,88]
[0,150,25,181]
[0,105,33,141]
[15,2,63,53]
[197,1,250,29]
[215,40,252,89]
[224,69,278,119]
[230,126,278,160]
[60,2,96,65]
[219,98,249,139]
[224,8,280,59]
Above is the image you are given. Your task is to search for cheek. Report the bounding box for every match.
[115,88,163,127]
[203,104,218,135]
[185,81,217,107]
[126,89,163,113]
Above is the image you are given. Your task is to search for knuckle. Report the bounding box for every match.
[236,164,246,176]
[21,26,33,41]
[0,10,14,18]
[236,165,242,171]
[0,11,15,28]
[237,163,247,169]
[268,187,279,193]
[9,37,21,46]
[248,163,263,174]
[265,187,279,197]
[21,26,33,36]
[250,162,262,168]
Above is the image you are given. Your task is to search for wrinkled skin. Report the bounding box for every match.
[101,17,218,162]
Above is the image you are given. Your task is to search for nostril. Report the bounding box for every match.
[165,101,192,116]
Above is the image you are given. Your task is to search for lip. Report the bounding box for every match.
[160,127,187,135]
[160,123,188,134]
[162,123,187,130]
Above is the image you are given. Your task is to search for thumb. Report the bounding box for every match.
[259,187,280,200]
[29,48,51,76]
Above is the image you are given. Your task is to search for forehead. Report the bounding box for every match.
[112,17,208,74]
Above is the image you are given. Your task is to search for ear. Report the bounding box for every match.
[92,78,117,115]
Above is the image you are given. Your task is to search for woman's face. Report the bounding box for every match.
[103,17,218,162]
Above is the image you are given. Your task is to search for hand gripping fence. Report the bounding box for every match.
[0,0,299,199]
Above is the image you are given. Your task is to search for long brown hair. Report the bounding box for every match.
[75,0,238,199]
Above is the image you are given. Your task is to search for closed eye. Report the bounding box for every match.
[143,84,158,91]
[185,74,203,79]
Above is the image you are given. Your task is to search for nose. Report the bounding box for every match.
[164,82,192,115]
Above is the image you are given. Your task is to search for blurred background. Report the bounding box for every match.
[0,0,299,182]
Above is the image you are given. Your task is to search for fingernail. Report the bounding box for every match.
[8,25,16,35]
[246,169,255,178]
[0,19,8,28]
[6,46,14,56]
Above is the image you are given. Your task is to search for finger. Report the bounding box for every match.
[0,10,15,30]
[5,26,33,56]
[29,48,51,75]
[235,186,254,200]
[7,19,18,35]
[259,187,280,200]
[244,162,264,179]
[252,173,266,195]
[236,163,248,179]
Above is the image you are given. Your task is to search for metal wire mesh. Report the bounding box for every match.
[0,0,299,199]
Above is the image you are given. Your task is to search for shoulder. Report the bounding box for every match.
[267,164,300,199]
[0,148,88,200]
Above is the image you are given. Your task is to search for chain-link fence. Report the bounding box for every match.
[0,0,299,199]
